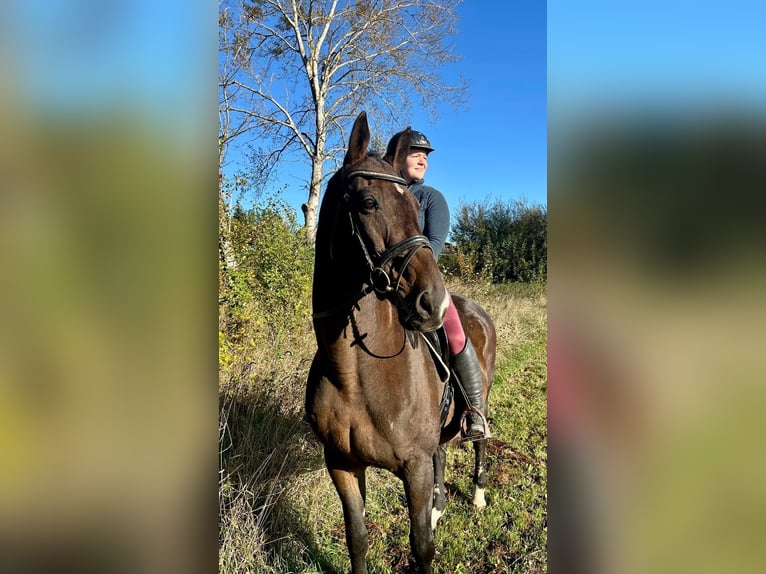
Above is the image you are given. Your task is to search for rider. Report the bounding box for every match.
[385,129,491,440]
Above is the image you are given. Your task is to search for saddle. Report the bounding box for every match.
[421,327,456,426]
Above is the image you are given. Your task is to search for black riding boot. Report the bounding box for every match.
[452,338,491,440]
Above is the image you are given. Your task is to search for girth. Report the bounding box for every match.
[420,328,454,426]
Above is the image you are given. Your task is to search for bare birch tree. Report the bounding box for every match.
[219,0,467,244]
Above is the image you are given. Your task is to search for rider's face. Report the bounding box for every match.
[401,148,429,183]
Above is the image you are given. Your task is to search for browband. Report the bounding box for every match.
[345,170,408,186]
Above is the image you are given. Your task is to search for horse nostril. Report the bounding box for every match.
[416,290,433,318]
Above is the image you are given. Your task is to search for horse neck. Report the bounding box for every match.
[317,288,421,379]
[313,241,408,354]
[312,247,367,316]
[312,192,369,319]
[313,247,434,395]
[312,185,411,351]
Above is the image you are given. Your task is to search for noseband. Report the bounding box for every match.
[312,169,432,320]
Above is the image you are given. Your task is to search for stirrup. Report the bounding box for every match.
[460,407,491,442]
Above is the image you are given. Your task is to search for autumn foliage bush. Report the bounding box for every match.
[218,198,314,389]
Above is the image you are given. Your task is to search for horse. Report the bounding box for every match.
[305,111,496,573]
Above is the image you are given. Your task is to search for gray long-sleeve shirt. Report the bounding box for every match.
[409,180,450,260]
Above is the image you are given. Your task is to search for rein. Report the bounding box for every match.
[312,169,432,320]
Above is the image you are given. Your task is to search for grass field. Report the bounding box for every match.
[219,279,547,573]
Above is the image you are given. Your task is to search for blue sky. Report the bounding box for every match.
[10,0,765,216]
[229,1,547,220]
[7,2,544,224]
[6,1,213,123]
[404,1,547,213]
[549,0,766,113]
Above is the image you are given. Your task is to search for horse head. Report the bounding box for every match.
[315,112,449,332]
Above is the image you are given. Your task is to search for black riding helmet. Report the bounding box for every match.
[385,129,434,159]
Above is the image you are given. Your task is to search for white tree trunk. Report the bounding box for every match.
[218,172,238,271]
[304,105,326,246]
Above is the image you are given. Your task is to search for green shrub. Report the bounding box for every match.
[218,193,320,574]
[219,197,314,386]
[450,199,547,283]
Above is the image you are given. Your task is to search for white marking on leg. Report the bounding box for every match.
[431,507,443,530]
[473,487,486,508]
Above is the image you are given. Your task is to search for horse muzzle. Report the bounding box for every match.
[401,278,449,332]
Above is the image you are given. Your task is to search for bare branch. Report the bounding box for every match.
[219,0,467,243]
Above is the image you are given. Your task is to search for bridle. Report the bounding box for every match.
[312,168,433,320]
[344,169,432,294]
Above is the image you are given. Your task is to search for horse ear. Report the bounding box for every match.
[384,128,412,172]
[344,112,370,169]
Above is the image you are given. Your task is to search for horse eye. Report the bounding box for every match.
[361,196,378,211]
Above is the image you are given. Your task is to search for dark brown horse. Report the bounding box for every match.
[305,112,496,573]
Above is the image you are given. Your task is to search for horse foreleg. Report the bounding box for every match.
[472,437,488,508]
[432,444,447,530]
[402,457,436,574]
[327,461,368,574]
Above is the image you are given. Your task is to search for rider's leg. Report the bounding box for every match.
[443,295,490,439]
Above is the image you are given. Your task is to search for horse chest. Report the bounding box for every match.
[310,372,439,468]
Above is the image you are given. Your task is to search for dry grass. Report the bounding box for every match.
[219,279,547,573]
[448,278,547,349]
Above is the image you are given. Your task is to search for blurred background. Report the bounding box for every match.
[549,1,766,573]
[1,0,765,572]
[0,1,216,572]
